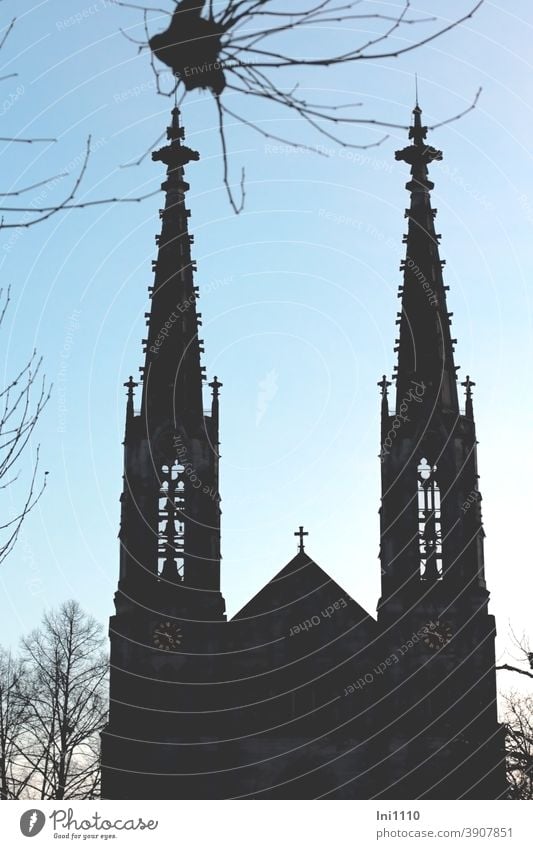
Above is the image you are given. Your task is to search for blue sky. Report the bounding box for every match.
[0,1,531,680]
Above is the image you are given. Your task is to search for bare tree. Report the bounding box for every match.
[16,600,108,800]
[502,692,533,800]
[497,630,533,799]
[116,0,485,211]
[0,648,32,799]
[0,287,49,566]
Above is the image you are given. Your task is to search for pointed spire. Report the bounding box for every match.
[393,102,458,415]
[142,106,204,429]
[379,100,489,615]
[118,105,225,618]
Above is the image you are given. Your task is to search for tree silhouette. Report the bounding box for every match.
[0,287,49,567]
[503,692,533,800]
[117,0,484,210]
[0,601,109,800]
[498,631,533,799]
[0,648,31,799]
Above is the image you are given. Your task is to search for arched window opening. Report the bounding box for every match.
[417,458,442,581]
[158,461,186,580]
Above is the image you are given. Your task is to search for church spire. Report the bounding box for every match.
[141,106,204,427]
[379,103,488,613]
[116,106,225,620]
[394,102,459,414]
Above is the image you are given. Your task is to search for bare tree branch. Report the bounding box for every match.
[0,288,49,566]
[0,15,165,229]
[497,664,533,681]
[215,94,245,213]
[117,0,485,211]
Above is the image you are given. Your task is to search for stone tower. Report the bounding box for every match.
[377,102,506,799]
[101,108,226,799]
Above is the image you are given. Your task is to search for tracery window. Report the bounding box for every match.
[158,461,186,580]
[417,458,442,580]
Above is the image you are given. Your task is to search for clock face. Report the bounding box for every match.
[423,620,453,651]
[153,621,182,651]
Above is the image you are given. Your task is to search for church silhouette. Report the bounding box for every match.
[101,102,506,800]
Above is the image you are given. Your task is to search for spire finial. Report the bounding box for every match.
[124,376,138,399]
[415,72,419,108]
[209,376,223,398]
[152,105,199,169]
[294,525,308,554]
[378,375,392,398]
[462,375,475,396]
[461,375,476,417]
[395,102,442,168]
[410,97,426,146]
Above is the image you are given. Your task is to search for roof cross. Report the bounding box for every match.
[294,525,308,553]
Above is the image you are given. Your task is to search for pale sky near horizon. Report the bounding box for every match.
[0,1,531,692]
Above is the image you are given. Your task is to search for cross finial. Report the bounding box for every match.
[209,376,223,397]
[461,375,476,417]
[124,376,138,398]
[378,375,392,398]
[461,375,476,396]
[294,525,308,553]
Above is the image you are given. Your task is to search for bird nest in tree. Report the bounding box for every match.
[149,2,228,94]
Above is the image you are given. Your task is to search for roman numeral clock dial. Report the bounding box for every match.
[423,621,454,651]
[153,621,183,651]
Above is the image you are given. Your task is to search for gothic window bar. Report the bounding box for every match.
[158,461,186,580]
[417,458,442,581]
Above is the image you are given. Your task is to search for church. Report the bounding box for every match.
[100,101,507,799]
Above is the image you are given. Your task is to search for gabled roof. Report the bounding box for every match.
[232,550,376,627]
